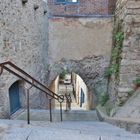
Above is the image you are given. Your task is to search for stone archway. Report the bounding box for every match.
[48,55,109,109]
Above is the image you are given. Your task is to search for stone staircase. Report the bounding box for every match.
[55,83,85,110]
[55,84,74,109]
[13,82,97,122]
[12,109,98,122]
[0,119,140,140]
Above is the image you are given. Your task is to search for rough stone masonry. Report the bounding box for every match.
[0,0,49,118]
[109,0,140,104]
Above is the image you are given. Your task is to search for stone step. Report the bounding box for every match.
[12,109,98,122]
[55,102,79,107]
[0,119,140,140]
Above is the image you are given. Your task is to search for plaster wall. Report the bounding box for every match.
[48,17,113,64]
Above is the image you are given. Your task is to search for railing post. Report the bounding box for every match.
[49,98,52,122]
[58,95,64,122]
[60,102,63,122]
[0,65,3,76]
[27,89,30,124]
[25,81,34,125]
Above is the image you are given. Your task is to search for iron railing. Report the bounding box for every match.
[0,61,64,124]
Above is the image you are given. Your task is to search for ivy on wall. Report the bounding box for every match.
[105,31,124,78]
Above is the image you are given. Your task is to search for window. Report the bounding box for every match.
[56,0,78,4]
[68,0,78,2]
[56,0,66,3]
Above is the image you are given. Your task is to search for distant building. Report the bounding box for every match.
[48,0,117,17]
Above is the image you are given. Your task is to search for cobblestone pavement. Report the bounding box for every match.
[0,120,140,140]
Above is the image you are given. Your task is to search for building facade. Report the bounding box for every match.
[48,0,117,109]
[48,0,116,17]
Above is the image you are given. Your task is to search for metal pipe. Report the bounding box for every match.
[60,102,63,122]
[27,89,30,124]
[49,98,52,122]
[0,65,3,76]
[2,66,58,100]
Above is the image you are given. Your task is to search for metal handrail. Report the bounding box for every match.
[0,61,63,100]
[0,61,64,123]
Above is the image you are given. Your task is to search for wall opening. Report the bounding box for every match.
[50,72,91,110]
[9,81,21,114]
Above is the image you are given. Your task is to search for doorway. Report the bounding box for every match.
[9,81,21,114]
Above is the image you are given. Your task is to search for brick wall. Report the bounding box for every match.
[48,0,117,16]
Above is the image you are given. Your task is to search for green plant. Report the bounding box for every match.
[105,102,113,116]
[98,93,109,106]
[128,90,134,96]
[133,78,140,86]
[114,31,124,44]
[105,31,124,78]
[59,70,67,79]
[105,64,119,77]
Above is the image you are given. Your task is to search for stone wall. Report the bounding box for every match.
[48,17,114,108]
[109,0,140,104]
[0,0,49,118]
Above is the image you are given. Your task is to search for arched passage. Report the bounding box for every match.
[9,81,21,114]
[48,56,109,109]
[51,72,90,110]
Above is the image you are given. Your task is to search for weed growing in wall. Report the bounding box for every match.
[105,31,124,78]
[133,78,140,86]
[98,92,109,106]
[59,70,68,79]
[133,78,140,90]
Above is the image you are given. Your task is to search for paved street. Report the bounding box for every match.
[0,119,140,140]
